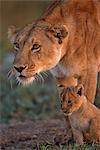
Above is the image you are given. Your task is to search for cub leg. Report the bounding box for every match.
[65,116,73,140]
[71,127,84,145]
[90,118,100,144]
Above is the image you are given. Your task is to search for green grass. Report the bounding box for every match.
[4,144,100,150]
[35,143,100,150]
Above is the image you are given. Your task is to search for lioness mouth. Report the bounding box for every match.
[17,75,35,85]
[19,75,26,78]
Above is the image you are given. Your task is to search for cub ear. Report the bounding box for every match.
[8,25,17,43]
[76,84,84,96]
[50,25,68,44]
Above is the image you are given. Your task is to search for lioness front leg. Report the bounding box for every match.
[80,68,98,103]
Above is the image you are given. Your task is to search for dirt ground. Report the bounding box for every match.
[0,118,72,150]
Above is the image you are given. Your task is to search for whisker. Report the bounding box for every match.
[34,76,39,84]
[37,74,42,84]
[45,71,50,75]
[34,74,42,84]
[7,68,15,80]
[7,70,12,79]
[16,79,19,85]
[7,67,12,73]
[15,76,21,86]
[42,72,48,78]
[34,75,38,83]
[7,68,15,89]
[38,74,44,84]
[10,79,13,89]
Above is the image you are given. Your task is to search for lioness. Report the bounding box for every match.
[60,84,100,144]
[8,0,100,103]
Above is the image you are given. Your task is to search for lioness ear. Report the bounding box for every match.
[50,25,68,44]
[8,25,17,43]
[76,84,84,96]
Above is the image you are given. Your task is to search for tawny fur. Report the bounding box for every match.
[8,0,100,102]
[60,85,100,145]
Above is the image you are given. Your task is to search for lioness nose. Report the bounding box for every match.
[14,65,27,73]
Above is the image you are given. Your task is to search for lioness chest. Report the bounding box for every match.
[50,51,88,79]
[50,63,74,78]
[50,61,85,78]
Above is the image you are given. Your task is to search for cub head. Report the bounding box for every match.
[60,84,84,116]
[8,22,68,85]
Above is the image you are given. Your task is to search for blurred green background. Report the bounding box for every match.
[0,0,99,124]
[0,0,62,124]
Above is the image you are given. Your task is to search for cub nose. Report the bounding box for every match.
[62,107,67,113]
[14,65,27,73]
[63,110,67,113]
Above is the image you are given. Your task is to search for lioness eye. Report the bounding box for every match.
[14,42,20,50]
[31,43,41,52]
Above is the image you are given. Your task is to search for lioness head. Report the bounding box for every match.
[60,84,85,116]
[8,22,68,85]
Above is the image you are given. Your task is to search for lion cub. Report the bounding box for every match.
[60,84,100,145]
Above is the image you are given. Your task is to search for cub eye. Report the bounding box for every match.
[60,100,62,104]
[67,100,72,104]
[14,42,20,50]
[31,43,41,52]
